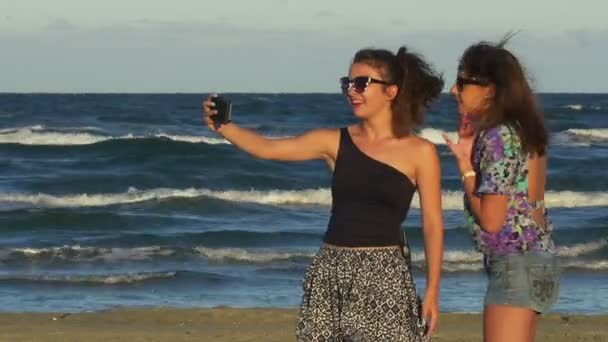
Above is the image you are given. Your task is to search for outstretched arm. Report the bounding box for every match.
[416,142,444,337]
[203,95,338,163]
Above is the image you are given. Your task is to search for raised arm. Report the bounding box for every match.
[456,127,512,234]
[203,95,338,163]
[415,141,444,337]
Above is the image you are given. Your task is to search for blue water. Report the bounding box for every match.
[0,93,607,314]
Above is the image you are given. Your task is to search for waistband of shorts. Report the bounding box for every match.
[484,250,557,262]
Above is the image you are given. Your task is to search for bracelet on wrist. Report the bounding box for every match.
[461,170,476,183]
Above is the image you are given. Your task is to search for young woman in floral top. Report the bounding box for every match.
[444,37,560,342]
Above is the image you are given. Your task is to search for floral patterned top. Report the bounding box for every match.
[464,124,556,256]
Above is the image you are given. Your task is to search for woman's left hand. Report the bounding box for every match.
[422,292,439,337]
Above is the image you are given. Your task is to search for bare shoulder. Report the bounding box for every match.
[405,135,439,157]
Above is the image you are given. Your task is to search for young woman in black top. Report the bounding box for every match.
[203,46,445,341]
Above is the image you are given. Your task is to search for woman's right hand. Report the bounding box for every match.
[458,114,476,138]
[442,132,474,173]
[202,94,220,132]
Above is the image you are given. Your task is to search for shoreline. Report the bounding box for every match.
[0,307,606,341]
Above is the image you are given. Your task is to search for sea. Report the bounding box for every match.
[0,93,606,314]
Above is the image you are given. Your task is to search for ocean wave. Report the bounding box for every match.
[430,127,608,147]
[0,125,452,146]
[560,104,604,111]
[422,127,608,148]
[0,126,106,145]
[0,187,332,208]
[3,125,607,148]
[197,245,608,271]
[0,124,45,134]
[562,104,584,111]
[2,240,604,271]
[409,127,608,147]
[0,271,176,284]
[0,125,454,146]
[565,128,608,141]
[2,187,608,209]
[2,245,173,262]
[552,128,608,146]
[195,247,313,263]
[197,247,487,271]
[0,125,228,146]
[153,133,226,144]
[555,239,607,257]
[0,245,312,264]
[559,260,608,270]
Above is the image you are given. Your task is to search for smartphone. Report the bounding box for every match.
[210,95,232,125]
[416,298,430,340]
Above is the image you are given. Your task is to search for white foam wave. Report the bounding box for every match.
[0,126,229,145]
[4,125,606,148]
[193,247,608,272]
[0,272,176,284]
[442,264,484,272]
[552,128,608,147]
[416,127,608,147]
[422,126,608,148]
[0,125,457,147]
[566,128,608,141]
[196,246,486,270]
[418,128,455,145]
[422,127,608,148]
[351,189,592,209]
[0,127,109,145]
[0,124,45,134]
[443,190,608,210]
[195,247,313,263]
[0,187,332,208]
[154,134,227,144]
[2,188,608,209]
[425,126,608,147]
[3,244,606,272]
[563,104,584,111]
[414,249,483,263]
[8,245,172,262]
[556,239,608,257]
[561,261,608,270]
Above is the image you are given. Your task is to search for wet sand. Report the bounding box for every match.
[0,308,605,341]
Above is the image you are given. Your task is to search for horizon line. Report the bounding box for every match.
[1,91,607,95]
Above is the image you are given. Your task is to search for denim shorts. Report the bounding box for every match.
[484,251,560,313]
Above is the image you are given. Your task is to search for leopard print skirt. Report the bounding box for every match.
[296,243,428,342]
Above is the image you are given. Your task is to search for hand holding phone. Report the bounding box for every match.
[210,95,232,126]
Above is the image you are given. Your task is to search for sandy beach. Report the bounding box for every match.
[0,308,605,341]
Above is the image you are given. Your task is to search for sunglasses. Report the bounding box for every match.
[340,76,390,94]
[455,75,489,92]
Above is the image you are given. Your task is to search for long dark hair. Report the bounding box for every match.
[353,47,444,137]
[458,34,548,155]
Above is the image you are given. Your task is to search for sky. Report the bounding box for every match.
[0,0,606,93]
